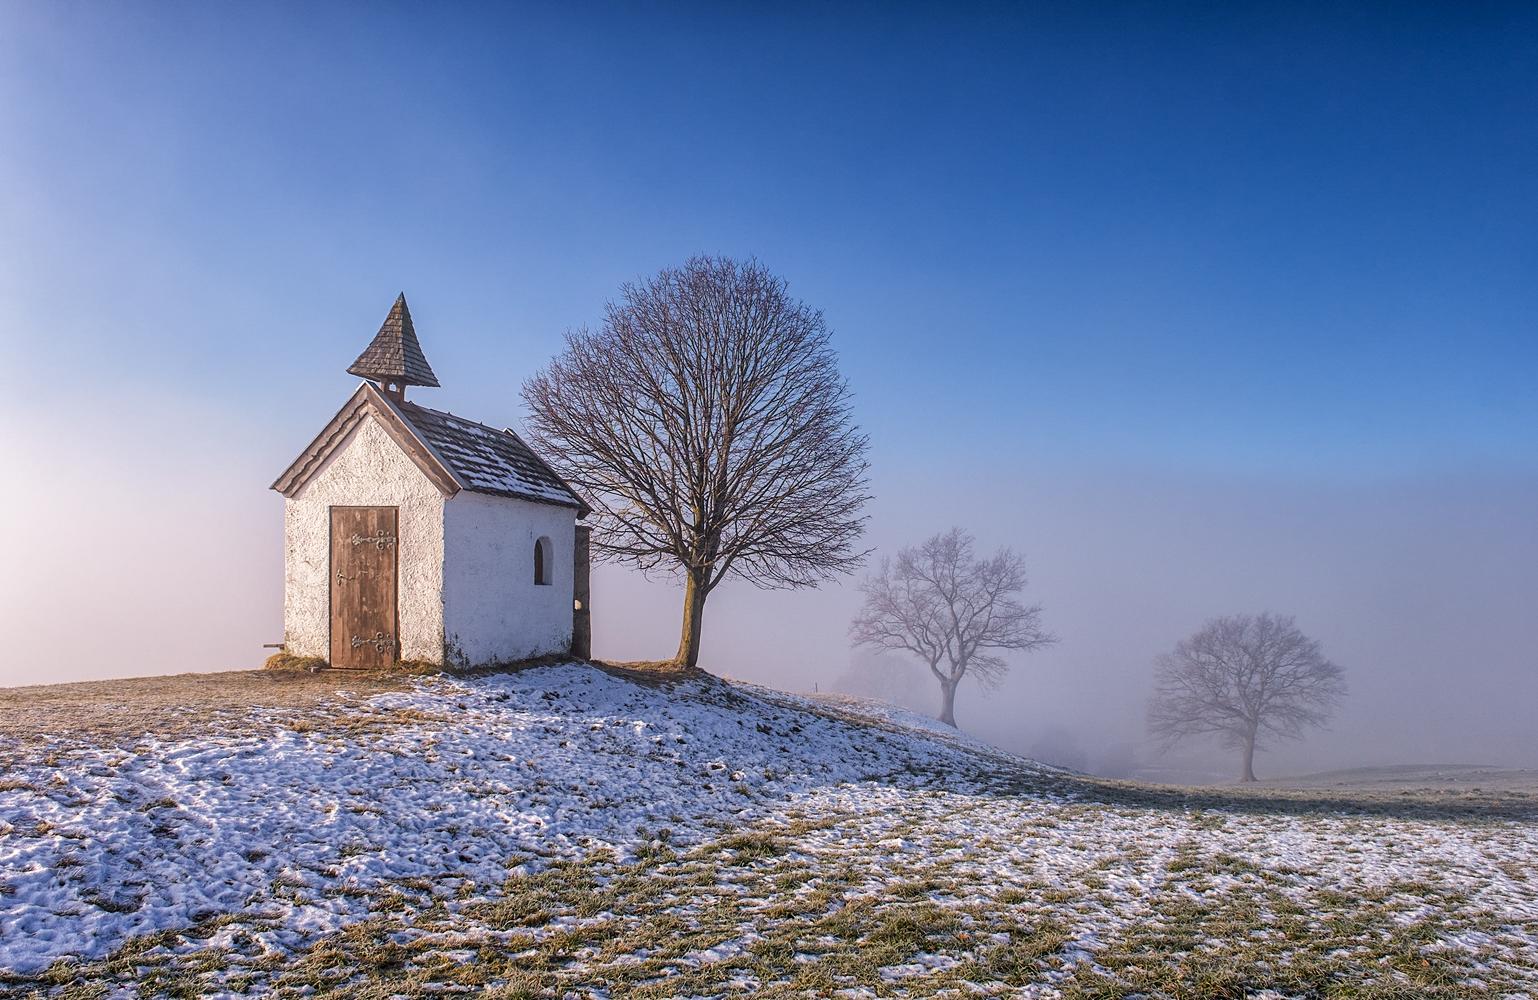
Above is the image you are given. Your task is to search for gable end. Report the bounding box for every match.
[270,382,464,499]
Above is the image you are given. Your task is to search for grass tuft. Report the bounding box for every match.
[262,652,330,673]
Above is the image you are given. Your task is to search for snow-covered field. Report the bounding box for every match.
[1,663,1534,997]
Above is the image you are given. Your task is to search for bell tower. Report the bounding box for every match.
[347,293,441,402]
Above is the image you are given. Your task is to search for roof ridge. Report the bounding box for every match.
[399,399,509,435]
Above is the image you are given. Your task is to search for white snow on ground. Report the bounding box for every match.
[761,784,1538,991]
[0,664,1028,974]
[1,661,1536,993]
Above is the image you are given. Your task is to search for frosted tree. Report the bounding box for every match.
[1147,613,1346,782]
[850,528,1056,727]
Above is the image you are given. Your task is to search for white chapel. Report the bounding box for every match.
[271,295,591,669]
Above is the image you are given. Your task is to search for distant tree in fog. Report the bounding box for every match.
[1148,613,1346,782]
[849,528,1056,728]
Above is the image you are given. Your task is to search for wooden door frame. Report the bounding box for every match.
[328,505,400,669]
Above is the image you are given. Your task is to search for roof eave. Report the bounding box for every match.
[458,484,590,514]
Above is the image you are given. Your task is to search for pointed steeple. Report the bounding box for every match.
[347,294,441,394]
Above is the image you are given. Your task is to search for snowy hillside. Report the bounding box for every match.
[2,662,1535,996]
[0,663,1043,975]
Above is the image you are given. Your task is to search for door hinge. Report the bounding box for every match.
[352,632,397,653]
[351,530,396,550]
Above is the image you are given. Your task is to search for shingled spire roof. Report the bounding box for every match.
[347,293,441,388]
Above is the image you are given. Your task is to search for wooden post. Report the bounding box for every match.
[571,524,591,659]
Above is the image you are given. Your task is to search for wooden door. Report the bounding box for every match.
[330,506,399,668]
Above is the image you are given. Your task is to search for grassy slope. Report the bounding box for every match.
[0,666,412,748]
[1,666,1535,999]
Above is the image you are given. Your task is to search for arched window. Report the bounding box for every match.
[534,536,553,585]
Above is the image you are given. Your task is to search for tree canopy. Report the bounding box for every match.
[523,256,871,669]
[850,528,1055,727]
[1147,612,1346,782]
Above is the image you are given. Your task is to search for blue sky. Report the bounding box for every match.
[2,3,1534,773]
[7,1,1535,474]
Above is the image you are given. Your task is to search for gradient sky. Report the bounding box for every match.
[2,3,1534,777]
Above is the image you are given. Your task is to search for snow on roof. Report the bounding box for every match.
[395,400,585,511]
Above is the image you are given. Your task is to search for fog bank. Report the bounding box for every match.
[592,462,1538,779]
[2,398,1533,784]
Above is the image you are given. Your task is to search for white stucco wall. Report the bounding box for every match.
[283,416,448,662]
[441,491,575,666]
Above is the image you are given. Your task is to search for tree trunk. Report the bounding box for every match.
[675,572,710,670]
[1240,730,1258,782]
[938,678,958,728]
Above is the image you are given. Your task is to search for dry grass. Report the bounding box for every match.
[0,666,413,749]
[0,668,1534,996]
[0,653,604,752]
[3,809,1525,998]
[1248,763,1538,795]
[588,658,711,685]
[1062,774,1538,824]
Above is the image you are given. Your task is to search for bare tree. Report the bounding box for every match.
[849,528,1056,728]
[1147,613,1346,782]
[522,256,871,670]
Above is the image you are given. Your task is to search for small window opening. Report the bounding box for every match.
[534,536,553,585]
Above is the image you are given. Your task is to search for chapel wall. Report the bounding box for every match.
[283,415,447,662]
[441,491,576,666]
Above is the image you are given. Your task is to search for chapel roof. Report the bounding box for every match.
[395,400,587,511]
[270,381,591,517]
[346,293,441,387]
